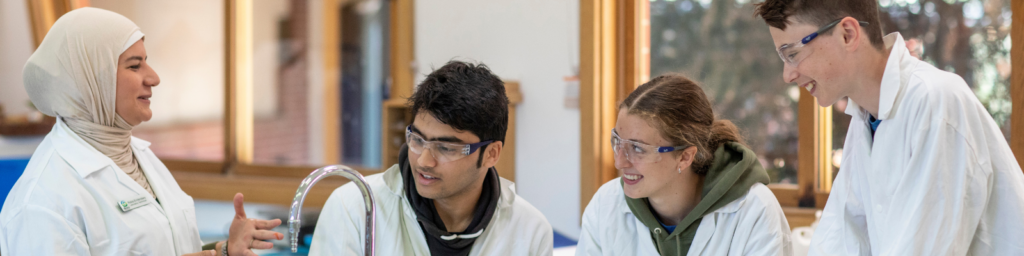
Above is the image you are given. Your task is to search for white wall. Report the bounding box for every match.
[415,0,581,239]
[0,0,35,117]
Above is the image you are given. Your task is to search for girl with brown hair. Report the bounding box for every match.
[576,74,792,255]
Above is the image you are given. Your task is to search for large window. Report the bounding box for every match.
[582,0,1021,214]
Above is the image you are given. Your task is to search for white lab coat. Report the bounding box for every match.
[309,164,554,255]
[576,178,792,256]
[807,33,1024,255]
[0,118,203,255]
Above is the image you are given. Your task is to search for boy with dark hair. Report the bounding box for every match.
[310,61,553,255]
[755,0,1024,255]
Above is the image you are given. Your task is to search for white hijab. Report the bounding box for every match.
[23,7,155,199]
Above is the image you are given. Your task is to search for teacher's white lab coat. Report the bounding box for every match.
[576,178,792,256]
[807,33,1024,255]
[309,164,554,255]
[0,118,203,255]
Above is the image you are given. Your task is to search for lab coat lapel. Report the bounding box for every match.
[877,32,918,121]
[400,200,430,253]
[844,34,907,155]
[389,167,431,254]
[131,143,167,214]
[52,118,154,208]
[868,33,918,216]
[111,160,161,215]
[132,146,183,249]
[843,97,874,153]
[105,152,178,254]
[687,216,717,255]
[877,33,905,121]
[632,216,660,255]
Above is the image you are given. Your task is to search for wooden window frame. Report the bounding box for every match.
[31,0,516,208]
[159,0,418,208]
[1010,0,1024,177]
[161,0,522,208]
[581,0,1024,220]
[579,0,620,216]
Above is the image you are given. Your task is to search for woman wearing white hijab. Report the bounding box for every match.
[0,7,281,256]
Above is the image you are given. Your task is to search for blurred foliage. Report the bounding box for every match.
[650,0,1012,184]
[877,0,1013,139]
[651,0,799,184]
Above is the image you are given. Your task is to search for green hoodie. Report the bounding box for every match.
[625,142,770,255]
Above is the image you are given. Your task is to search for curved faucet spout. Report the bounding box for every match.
[288,165,376,255]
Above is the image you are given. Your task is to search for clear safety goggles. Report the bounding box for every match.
[611,129,691,164]
[406,126,493,163]
[777,18,870,67]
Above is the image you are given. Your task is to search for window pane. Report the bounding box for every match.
[339,1,389,169]
[832,0,1013,178]
[251,0,319,166]
[246,0,390,168]
[93,0,226,161]
[650,0,800,184]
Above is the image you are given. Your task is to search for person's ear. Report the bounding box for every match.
[838,17,863,52]
[677,146,698,172]
[481,141,503,169]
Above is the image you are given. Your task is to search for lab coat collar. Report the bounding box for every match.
[617,183,746,255]
[617,180,747,215]
[52,117,153,178]
[130,134,152,151]
[52,117,116,177]
[381,163,517,209]
[495,177,517,208]
[846,32,918,121]
[688,216,719,255]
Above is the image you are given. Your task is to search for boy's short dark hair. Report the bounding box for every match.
[409,60,508,167]
[754,0,885,50]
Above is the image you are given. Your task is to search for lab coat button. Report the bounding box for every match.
[875,204,883,213]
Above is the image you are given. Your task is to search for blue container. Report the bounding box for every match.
[0,158,30,211]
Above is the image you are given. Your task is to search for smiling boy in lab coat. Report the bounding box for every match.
[309,60,553,255]
[755,0,1024,255]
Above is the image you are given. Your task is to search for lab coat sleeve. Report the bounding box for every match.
[740,186,793,256]
[2,205,91,255]
[575,193,603,256]
[528,218,554,256]
[881,118,988,256]
[308,185,366,255]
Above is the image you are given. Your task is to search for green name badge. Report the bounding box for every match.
[118,196,150,212]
